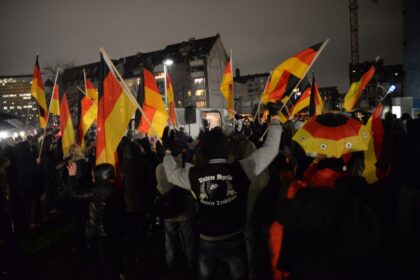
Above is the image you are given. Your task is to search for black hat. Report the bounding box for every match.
[201,127,228,159]
[93,163,115,182]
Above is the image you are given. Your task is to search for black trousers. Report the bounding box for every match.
[97,236,123,280]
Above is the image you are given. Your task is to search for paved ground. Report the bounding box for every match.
[0,210,201,280]
[2,204,420,279]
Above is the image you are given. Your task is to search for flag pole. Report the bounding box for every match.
[76,86,95,104]
[230,49,235,118]
[99,47,159,140]
[38,68,59,159]
[278,39,329,114]
[254,71,273,122]
[164,65,177,130]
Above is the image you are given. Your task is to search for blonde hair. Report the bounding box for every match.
[68,144,85,162]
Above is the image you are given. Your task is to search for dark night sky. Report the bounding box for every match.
[0,0,403,92]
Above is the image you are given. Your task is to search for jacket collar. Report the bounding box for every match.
[209,158,227,164]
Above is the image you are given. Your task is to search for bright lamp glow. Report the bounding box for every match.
[163,59,173,66]
[0,131,9,138]
[392,106,401,118]
[388,85,396,94]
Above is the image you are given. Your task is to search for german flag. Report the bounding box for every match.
[59,90,75,157]
[363,94,391,184]
[309,75,323,116]
[96,54,137,166]
[166,72,177,125]
[343,66,375,112]
[220,59,234,118]
[137,69,168,138]
[260,42,325,104]
[49,74,63,116]
[77,79,98,149]
[290,86,311,118]
[31,56,48,128]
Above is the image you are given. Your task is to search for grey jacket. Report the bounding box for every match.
[163,120,282,190]
[156,155,196,222]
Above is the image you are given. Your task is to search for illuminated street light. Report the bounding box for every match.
[163,59,173,66]
[387,85,396,94]
[163,59,173,107]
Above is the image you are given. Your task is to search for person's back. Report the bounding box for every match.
[68,162,125,279]
[164,106,283,280]
[189,161,250,240]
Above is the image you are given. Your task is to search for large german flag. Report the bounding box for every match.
[166,72,177,125]
[220,59,234,118]
[137,69,168,138]
[343,66,375,112]
[77,79,98,149]
[363,94,391,184]
[49,74,63,116]
[31,56,48,128]
[96,55,137,166]
[260,42,325,104]
[59,90,75,157]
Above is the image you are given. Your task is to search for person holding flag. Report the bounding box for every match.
[163,102,283,280]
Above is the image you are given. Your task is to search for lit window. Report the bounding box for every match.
[187,91,192,97]
[3,107,7,110]
[196,101,206,108]
[9,106,14,109]
[194,78,205,84]
[195,89,206,96]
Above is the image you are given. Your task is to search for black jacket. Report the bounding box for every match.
[69,176,125,239]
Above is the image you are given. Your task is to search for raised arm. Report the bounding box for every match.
[163,150,193,190]
[67,162,95,201]
[239,117,282,181]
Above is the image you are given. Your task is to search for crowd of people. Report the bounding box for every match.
[1,105,420,280]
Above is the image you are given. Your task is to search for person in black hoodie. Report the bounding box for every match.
[67,162,125,280]
[163,103,283,280]
[122,141,153,261]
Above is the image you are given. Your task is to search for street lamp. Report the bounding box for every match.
[163,59,173,66]
[163,59,174,106]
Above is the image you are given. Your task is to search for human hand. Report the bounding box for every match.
[67,162,77,176]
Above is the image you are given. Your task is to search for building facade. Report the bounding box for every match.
[63,34,228,112]
[234,72,270,114]
[403,0,420,109]
[0,75,38,124]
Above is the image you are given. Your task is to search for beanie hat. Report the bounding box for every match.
[93,163,115,182]
[201,127,228,159]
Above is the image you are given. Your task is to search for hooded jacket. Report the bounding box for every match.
[69,173,125,239]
